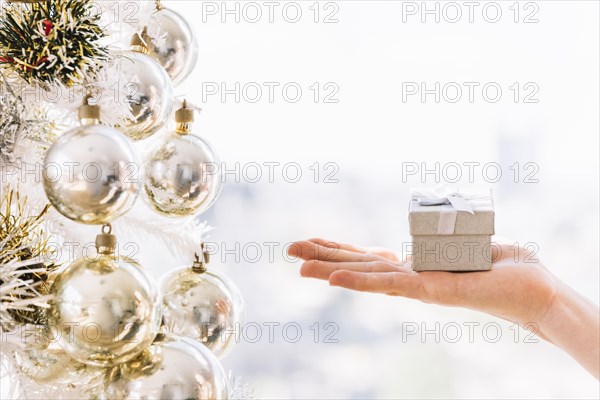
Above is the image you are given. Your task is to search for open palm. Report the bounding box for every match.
[289,238,559,327]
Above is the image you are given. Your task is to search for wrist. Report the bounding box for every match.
[536,279,567,336]
[536,280,600,378]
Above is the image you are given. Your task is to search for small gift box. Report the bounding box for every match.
[409,188,495,271]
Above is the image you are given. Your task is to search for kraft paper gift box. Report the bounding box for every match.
[409,188,495,272]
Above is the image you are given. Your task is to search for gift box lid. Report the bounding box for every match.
[409,188,495,236]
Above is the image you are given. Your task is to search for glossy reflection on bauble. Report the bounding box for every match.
[147,7,198,85]
[104,333,229,400]
[161,265,244,359]
[144,102,221,217]
[47,232,161,367]
[114,48,174,141]
[43,122,141,225]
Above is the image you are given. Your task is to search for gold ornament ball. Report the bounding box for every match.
[144,131,222,217]
[161,266,244,359]
[47,252,161,367]
[43,124,140,224]
[115,50,174,141]
[13,343,106,397]
[13,343,74,384]
[148,7,199,86]
[105,333,229,400]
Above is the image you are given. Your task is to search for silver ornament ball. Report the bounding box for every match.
[115,50,174,140]
[14,343,75,384]
[161,266,244,359]
[148,7,198,86]
[105,333,229,400]
[43,124,140,224]
[144,131,222,217]
[14,343,106,397]
[48,251,161,367]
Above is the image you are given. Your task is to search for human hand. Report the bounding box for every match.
[289,238,599,378]
[288,238,557,327]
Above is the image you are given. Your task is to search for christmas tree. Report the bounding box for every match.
[0,0,245,398]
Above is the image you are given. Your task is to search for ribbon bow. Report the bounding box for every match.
[411,188,491,235]
[417,193,475,215]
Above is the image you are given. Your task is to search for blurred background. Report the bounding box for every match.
[158,0,599,398]
[5,0,599,398]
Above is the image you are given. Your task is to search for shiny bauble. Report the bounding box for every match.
[13,343,73,384]
[47,254,161,367]
[105,333,229,400]
[115,50,174,140]
[14,343,106,397]
[144,131,222,217]
[161,267,244,358]
[148,8,198,86]
[43,124,140,224]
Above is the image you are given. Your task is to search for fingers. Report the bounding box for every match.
[363,247,400,262]
[329,270,423,299]
[308,238,399,262]
[307,238,367,254]
[291,239,530,267]
[288,240,389,263]
[300,260,406,280]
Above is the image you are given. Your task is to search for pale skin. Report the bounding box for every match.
[288,238,600,379]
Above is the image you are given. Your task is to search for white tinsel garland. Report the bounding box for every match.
[0,258,52,338]
[0,72,56,165]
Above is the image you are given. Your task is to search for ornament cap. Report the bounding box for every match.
[79,95,100,125]
[175,100,194,123]
[191,243,210,273]
[96,224,117,255]
[175,100,195,134]
[130,28,151,55]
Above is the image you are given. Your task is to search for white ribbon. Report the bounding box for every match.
[412,188,489,235]
[417,194,475,214]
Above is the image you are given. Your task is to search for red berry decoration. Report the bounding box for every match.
[42,20,53,36]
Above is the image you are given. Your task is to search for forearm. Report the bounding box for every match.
[538,281,600,379]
